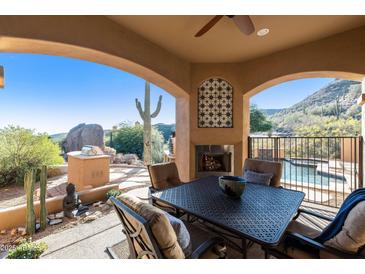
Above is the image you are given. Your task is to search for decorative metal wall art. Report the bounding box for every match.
[198,78,233,128]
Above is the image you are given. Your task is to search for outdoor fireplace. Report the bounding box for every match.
[196,145,234,178]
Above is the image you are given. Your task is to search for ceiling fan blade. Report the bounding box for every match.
[232,15,255,35]
[195,15,224,37]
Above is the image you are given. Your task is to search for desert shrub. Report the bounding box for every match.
[7,239,47,259]
[106,189,122,199]
[112,123,164,163]
[151,129,164,163]
[294,116,361,137]
[0,126,64,187]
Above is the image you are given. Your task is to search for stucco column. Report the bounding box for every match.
[358,78,365,188]
[0,66,4,88]
[175,96,191,181]
[242,94,250,162]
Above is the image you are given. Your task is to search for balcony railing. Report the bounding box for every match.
[248,136,363,208]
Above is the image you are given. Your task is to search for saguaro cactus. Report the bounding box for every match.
[335,95,343,120]
[135,81,162,165]
[39,166,48,230]
[24,169,36,236]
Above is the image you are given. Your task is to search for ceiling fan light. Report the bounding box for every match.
[257,28,270,37]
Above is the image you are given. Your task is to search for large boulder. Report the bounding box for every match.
[63,123,104,153]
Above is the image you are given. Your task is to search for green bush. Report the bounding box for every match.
[0,126,64,187]
[7,239,48,259]
[250,104,273,133]
[112,123,165,163]
[294,116,361,137]
[106,189,122,199]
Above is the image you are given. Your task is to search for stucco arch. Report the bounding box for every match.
[0,16,191,98]
[245,71,364,98]
[241,69,365,169]
[0,16,192,180]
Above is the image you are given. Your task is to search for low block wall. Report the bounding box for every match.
[0,183,119,230]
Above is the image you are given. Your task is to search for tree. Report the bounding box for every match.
[0,126,64,187]
[112,123,164,163]
[250,105,273,133]
[135,81,162,165]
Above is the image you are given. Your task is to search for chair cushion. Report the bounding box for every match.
[325,201,365,253]
[243,169,273,186]
[148,162,182,190]
[243,159,282,187]
[287,220,322,238]
[269,220,321,259]
[165,214,192,257]
[118,194,185,259]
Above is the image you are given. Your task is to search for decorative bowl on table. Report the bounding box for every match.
[218,176,246,199]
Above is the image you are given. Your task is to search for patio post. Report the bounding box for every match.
[358,77,365,188]
[242,94,250,162]
[175,96,191,181]
[0,66,3,88]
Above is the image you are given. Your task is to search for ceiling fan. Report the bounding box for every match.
[195,15,255,37]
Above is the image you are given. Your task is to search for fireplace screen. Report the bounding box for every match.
[199,152,231,172]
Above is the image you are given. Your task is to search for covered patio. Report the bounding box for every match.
[1,15,365,259]
[32,177,336,259]
[2,16,365,182]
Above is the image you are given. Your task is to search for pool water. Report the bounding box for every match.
[282,159,345,186]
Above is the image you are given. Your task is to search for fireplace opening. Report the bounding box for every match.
[199,153,231,172]
[195,145,234,177]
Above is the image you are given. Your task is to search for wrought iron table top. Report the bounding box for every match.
[152,176,305,246]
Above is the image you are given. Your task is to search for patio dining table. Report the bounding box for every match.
[151,176,305,258]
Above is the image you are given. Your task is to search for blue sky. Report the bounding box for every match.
[0,53,176,134]
[250,77,334,109]
[0,53,335,134]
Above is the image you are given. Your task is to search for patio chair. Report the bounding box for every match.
[110,194,227,259]
[243,158,282,187]
[264,199,365,259]
[147,162,184,216]
[147,162,182,191]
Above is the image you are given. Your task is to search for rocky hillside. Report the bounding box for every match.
[269,79,362,134]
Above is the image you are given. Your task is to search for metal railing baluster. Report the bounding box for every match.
[247,136,362,208]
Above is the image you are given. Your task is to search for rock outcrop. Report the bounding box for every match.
[63,123,104,153]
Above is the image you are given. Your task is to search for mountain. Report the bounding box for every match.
[269,79,362,134]
[261,109,284,116]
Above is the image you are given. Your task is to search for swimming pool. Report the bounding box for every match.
[282,159,345,186]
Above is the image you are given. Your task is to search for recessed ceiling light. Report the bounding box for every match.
[257,28,270,37]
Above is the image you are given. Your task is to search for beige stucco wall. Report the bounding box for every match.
[0,184,119,230]
[1,16,365,180]
[0,15,193,181]
[189,64,245,178]
[0,16,191,97]
[68,154,110,191]
[189,26,365,178]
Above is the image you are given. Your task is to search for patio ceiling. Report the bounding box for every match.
[108,15,365,63]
